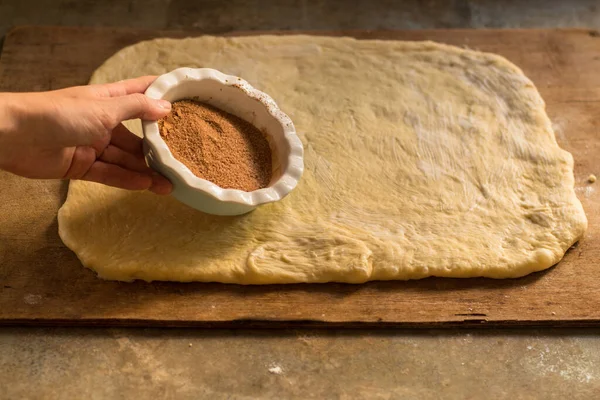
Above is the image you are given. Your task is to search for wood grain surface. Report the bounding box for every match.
[0,26,599,327]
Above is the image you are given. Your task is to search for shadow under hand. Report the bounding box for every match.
[64,187,254,270]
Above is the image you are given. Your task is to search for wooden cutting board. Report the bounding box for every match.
[1,26,599,327]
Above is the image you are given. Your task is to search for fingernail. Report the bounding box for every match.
[158,99,171,110]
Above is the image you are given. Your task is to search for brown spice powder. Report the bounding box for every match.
[158,100,272,192]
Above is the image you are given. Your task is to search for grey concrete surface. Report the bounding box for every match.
[2,327,600,399]
[1,1,600,399]
[0,0,600,39]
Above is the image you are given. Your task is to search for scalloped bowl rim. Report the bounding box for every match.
[142,67,304,207]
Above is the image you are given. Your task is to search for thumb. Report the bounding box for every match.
[110,93,171,122]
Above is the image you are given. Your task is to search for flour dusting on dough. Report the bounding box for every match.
[57,36,586,283]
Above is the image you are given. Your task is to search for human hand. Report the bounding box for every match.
[0,76,172,194]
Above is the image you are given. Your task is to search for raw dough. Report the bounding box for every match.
[57,36,587,283]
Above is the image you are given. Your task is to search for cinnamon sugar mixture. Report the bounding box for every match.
[158,100,272,191]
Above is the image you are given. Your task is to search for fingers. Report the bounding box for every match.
[99,76,172,122]
[66,121,174,194]
[81,161,153,191]
[99,144,149,173]
[94,76,159,98]
[100,133,174,194]
[63,146,98,179]
[101,125,173,194]
[109,93,171,122]
[110,123,144,154]
[80,161,172,194]
[148,172,173,195]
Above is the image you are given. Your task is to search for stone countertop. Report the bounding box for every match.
[1,1,600,398]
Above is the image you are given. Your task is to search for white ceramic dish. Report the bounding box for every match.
[142,67,304,216]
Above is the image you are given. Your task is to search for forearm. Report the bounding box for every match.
[0,92,63,175]
[0,93,24,171]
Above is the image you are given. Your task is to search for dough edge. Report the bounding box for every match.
[57,35,588,284]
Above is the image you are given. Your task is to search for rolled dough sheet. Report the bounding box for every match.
[57,35,587,284]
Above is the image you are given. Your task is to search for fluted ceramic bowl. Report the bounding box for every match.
[142,67,304,216]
